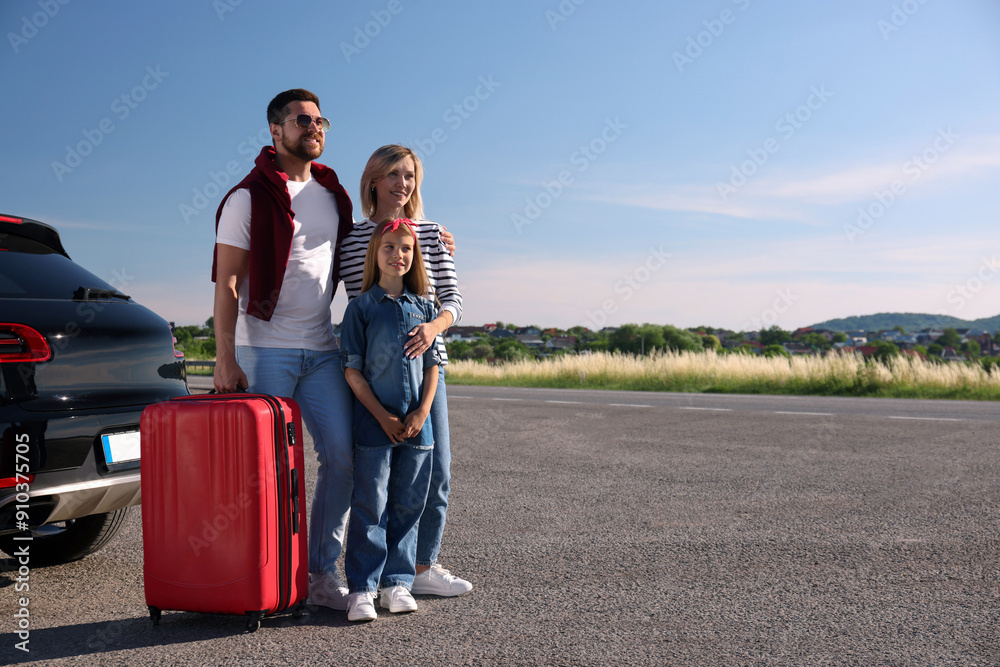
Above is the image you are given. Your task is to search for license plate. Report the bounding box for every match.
[102,430,141,464]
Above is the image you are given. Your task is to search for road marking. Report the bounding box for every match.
[546,400,584,405]
[774,411,833,416]
[888,416,962,422]
[609,403,651,408]
[492,398,522,402]
[680,407,732,412]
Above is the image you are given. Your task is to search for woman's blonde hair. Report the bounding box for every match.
[360,145,424,221]
[360,218,429,298]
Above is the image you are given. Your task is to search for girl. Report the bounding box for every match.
[340,218,441,622]
[339,145,472,598]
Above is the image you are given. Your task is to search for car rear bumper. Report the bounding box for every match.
[0,434,142,535]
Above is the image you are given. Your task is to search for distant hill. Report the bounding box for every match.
[809,312,1000,333]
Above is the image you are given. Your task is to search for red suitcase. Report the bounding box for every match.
[140,393,308,632]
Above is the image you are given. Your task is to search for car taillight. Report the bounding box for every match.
[168,324,185,359]
[0,324,52,363]
[0,215,24,224]
[0,473,34,489]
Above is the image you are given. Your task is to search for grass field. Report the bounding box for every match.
[443,350,1000,401]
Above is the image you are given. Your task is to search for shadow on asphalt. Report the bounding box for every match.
[0,606,354,663]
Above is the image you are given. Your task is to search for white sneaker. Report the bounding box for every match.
[307,571,349,611]
[347,592,378,622]
[378,585,418,613]
[410,564,473,597]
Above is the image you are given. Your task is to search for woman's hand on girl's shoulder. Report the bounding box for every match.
[439,225,456,256]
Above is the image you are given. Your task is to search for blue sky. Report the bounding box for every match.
[3,0,999,331]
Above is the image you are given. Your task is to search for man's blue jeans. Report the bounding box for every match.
[236,345,353,575]
[416,367,450,566]
[345,442,432,593]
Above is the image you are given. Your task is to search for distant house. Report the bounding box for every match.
[941,346,964,362]
[783,342,814,355]
[967,330,993,348]
[516,326,542,336]
[516,335,544,349]
[546,336,577,351]
[845,330,867,344]
[490,328,516,340]
[444,326,485,343]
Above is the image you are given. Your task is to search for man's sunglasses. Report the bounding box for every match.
[280,114,331,133]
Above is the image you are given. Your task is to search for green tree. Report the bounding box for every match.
[961,339,981,358]
[759,325,791,346]
[173,327,193,346]
[447,340,472,360]
[832,332,847,344]
[927,343,944,357]
[609,324,661,355]
[761,344,790,359]
[661,325,702,353]
[701,334,722,352]
[470,341,493,360]
[868,340,899,364]
[798,332,831,352]
[937,328,961,349]
[494,339,531,361]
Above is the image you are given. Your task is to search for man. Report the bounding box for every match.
[212,89,357,610]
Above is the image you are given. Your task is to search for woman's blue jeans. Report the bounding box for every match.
[416,367,450,566]
[236,345,354,576]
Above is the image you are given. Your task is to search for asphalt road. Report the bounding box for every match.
[2,384,998,666]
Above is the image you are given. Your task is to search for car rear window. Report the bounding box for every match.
[0,249,116,299]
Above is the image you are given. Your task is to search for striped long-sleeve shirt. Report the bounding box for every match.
[338,218,462,364]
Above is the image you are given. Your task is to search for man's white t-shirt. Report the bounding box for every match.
[216,178,339,350]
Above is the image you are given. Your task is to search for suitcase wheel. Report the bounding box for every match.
[245,612,263,633]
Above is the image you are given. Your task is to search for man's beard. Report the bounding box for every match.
[281,133,323,162]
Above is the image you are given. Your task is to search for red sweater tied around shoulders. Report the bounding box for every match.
[211,146,353,321]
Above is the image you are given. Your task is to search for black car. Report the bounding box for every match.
[0,214,188,564]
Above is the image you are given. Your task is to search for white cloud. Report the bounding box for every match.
[582,134,1000,221]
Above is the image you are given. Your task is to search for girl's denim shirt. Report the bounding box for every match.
[341,284,441,447]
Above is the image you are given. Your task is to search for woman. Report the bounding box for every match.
[339,145,472,597]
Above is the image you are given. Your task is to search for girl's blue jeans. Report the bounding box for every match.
[345,441,432,593]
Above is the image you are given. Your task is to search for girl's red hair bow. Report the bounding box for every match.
[380,218,417,236]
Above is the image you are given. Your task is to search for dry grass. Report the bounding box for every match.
[444,350,1000,400]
